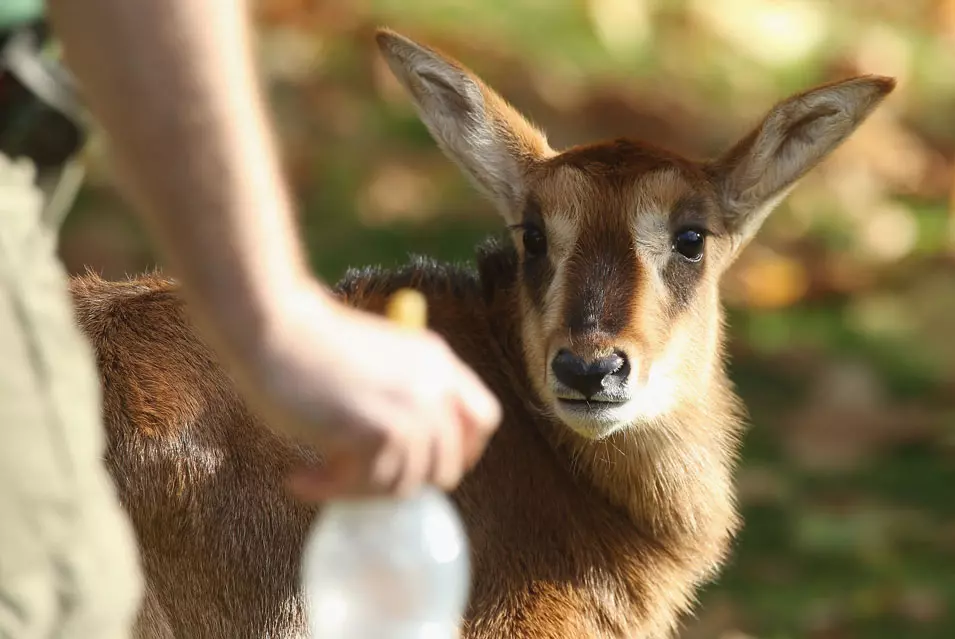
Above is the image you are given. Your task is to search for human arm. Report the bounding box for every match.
[45,0,501,496]
[45,0,308,358]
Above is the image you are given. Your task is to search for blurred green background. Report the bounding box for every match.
[59,1,955,637]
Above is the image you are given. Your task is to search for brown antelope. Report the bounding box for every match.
[69,28,894,639]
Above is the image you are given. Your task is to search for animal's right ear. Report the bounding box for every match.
[376,29,553,224]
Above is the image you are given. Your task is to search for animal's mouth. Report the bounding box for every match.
[554,389,631,439]
[552,383,631,409]
[551,396,632,440]
[548,380,635,438]
[556,398,628,410]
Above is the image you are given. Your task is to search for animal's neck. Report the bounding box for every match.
[586,407,738,554]
[546,385,742,572]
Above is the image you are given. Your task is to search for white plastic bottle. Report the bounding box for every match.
[300,290,472,638]
[301,487,470,639]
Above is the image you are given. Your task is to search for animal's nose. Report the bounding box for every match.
[550,349,629,399]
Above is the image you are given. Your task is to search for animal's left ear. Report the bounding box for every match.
[708,75,896,256]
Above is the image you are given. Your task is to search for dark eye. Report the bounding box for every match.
[673,228,705,262]
[522,225,547,257]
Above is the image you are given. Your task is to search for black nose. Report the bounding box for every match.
[550,349,629,399]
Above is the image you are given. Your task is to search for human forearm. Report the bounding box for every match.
[46,0,316,353]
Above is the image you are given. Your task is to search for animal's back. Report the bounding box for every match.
[71,272,316,637]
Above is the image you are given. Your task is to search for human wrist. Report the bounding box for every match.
[211,269,343,434]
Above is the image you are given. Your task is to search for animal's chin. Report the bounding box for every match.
[552,398,632,440]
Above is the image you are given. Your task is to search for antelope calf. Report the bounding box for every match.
[70,29,894,639]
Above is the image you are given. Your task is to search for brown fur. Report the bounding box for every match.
[70,30,894,639]
[70,245,737,639]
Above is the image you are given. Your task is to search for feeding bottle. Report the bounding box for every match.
[301,289,471,639]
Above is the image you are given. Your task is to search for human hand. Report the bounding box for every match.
[232,280,502,501]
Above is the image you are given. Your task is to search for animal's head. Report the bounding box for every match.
[376,29,894,440]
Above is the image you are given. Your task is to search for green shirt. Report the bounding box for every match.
[0,0,44,31]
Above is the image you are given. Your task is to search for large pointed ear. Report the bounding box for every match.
[375,29,554,224]
[709,75,896,255]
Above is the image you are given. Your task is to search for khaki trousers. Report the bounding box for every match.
[0,155,142,638]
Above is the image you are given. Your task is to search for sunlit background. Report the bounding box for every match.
[60,1,955,637]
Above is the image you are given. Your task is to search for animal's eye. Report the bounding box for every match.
[522,225,547,257]
[673,228,705,262]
